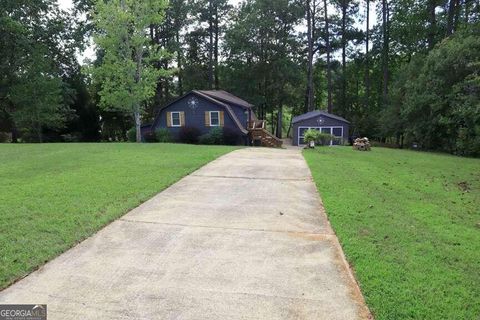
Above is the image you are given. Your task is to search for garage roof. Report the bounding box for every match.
[292,110,350,124]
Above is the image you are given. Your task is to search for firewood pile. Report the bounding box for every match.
[353,137,371,151]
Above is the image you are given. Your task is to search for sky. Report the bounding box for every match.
[58,0,377,64]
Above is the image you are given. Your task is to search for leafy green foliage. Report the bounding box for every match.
[126,127,137,142]
[304,146,480,319]
[209,127,224,144]
[0,132,10,143]
[90,0,170,142]
[143,131,157,143]
[222,127,243,145]
[383,26,480,156]
[179,126,201,144]
[199,127,224,145]
[317,132,336,145]
[0,0,77,142]
[199,134,212,145]
[0,143,236,289]
[303,129,321,145]
[9,53,71,142]
[155,128,172,143]
[303,129,335,146]
[223,0,304,136]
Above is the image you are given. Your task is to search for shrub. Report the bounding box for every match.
[155,128,171,143]
[317,133,335,146]
[143,132,157,143]
[303,129,321,145]
[209,127,224,144]
[61,134,80,142]
[223,127,243,145]
[0,132,11,143]
[455,127,480,157]
[304,129,336,146]
[179,126,201,144]
[127,127,136,142]
[199,133,213,145]
[199,127,225,145]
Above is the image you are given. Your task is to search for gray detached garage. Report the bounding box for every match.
[292,110,350,146]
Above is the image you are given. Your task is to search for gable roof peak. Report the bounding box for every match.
[292,110,350,124]
[196,90,253,109]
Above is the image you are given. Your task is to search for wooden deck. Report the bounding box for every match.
[248,121,283,148]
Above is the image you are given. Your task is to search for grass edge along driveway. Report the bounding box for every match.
[304,146,480,320]
[0,143,236,289]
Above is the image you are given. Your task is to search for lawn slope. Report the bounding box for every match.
[304,147,480,320]
[0,143,236,289]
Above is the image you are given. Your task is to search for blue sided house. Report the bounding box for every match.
[142,90,258,145]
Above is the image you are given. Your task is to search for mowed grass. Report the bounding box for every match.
[304,147,480,320]
[0,143,236,289]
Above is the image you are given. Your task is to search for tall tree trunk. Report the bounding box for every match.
[37,127,43,143]
[176,30,183,95]
[305,0,314,112]
[286,114,293,138]
[324,0,332,113]
[11,126,18,143]
[134,107,141,143]
[164,62,170,100]
[428,0,437,49]
[33,88,42,143]
[465,0,471,23]
[277,104,283,139]
[341,0,347,112]
[36,117,42,143]
[214,4,220,90]
[36,112,42,143]
[208,0,214,89]
[6,103,18,143]
[446,0,459,36]
[382,0,389,108]
[134,46,143,143]
[365,0,370,108]
[453,0,461,31]
[149,25,155,43]
[271,112,275,134]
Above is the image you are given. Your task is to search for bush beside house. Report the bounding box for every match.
[155,128,172,142]
[127,125,243,146]
[303,129,337,146]
[179,126,201,144]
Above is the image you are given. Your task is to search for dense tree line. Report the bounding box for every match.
[0,0,479,155]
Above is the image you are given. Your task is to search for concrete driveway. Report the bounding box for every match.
[0,148,370,319]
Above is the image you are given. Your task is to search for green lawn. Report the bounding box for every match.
[304,147,480,320]
[0,143,236,289]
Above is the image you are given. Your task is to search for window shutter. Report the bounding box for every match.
[204,111,210,127]
[180,112,185,127]
[166,112,171,127]
[219,111,224,127]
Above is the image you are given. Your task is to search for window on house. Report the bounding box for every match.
[210,111,220,126]
[171,112,181,127]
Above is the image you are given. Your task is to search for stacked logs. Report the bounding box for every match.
[353,137,371,151]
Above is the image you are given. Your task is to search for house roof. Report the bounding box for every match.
[193,91,248,134]
[197,90,254,109]
[292,110,350,124]
[153,90,250,135]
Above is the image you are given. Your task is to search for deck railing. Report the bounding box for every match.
[247,120,282,147]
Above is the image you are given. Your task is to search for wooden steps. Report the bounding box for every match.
[248,121,283,148]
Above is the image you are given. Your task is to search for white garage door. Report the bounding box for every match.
[298,126,343,146]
